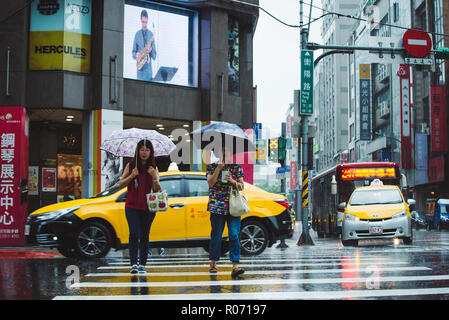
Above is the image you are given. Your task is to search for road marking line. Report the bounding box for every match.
[84,266,431,277]
[97,261,408,270]
[107,257,390,265]
[53,286,449,300]
[72,273,449,288]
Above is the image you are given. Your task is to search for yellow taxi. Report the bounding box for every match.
[340,182,412,246]
[26,171,293,258]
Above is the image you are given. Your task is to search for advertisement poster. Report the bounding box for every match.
[100,110,123,191]
[29,0,92,73]
[123,0,198,86]
[42,168,57,192]
[28,166,39,196]
[0,107,29,246]
[57,154,82,201]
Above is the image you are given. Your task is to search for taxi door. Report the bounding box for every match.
[150,176,187,241]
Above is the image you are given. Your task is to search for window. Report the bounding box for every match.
[349,189,403,205]
[186,178,209,197]
[160,179,183,198]
[434,0,445,85]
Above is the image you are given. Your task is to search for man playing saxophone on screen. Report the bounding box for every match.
[132,9,157,81]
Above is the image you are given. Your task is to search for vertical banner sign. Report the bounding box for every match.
[0,107,29,246]
[415,133,428,185]
[29,0,92,73]
[286,116,292,136]
[428,156,445,183]
[430,86,448,152]
[255,140,266,164]
[359,64,371,140]
[290,161,297,190]
[300,50,314,115]
[398,64,412,169]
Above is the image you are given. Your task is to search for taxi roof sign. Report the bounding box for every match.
[370,179,384,186]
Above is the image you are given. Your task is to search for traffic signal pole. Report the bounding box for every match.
[297,0,314,245]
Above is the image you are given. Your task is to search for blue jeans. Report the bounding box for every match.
[209,213,241,262]
[125,207,155,266]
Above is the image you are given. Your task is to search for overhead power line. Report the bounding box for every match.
[231,0,449,39]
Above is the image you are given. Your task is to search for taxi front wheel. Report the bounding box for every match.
[74,221,112,259]
[240,219,269,256]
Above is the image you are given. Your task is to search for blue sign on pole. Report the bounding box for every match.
[253,123,262,140]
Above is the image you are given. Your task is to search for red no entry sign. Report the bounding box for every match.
[403,28,432,58]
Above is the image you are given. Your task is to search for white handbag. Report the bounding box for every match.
[146,189,168,212]
[229,186,250,217]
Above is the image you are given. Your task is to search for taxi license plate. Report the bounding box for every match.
[369,226,383,234]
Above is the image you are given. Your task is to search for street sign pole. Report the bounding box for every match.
[297,0,314,246]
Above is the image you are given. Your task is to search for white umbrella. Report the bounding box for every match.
[100,128,176,158]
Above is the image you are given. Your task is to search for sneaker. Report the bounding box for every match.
[138,265,146,273]
[130,265,138,274]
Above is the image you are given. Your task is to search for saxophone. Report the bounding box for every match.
[136,36,154,70]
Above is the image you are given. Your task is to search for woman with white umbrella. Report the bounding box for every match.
[118,139,161,274]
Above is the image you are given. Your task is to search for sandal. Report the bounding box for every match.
[209,267,218,273]
[209,261,217,273]
[231,266,245,276]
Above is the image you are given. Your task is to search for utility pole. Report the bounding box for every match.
[297,0,314,245]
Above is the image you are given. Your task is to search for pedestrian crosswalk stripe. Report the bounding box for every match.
[53,286,449,300]
[85,266,431,278]
[97,261,408,270]
[70,274,449,289]
[107,257,393,265]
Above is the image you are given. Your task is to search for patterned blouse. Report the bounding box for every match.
[206,163,244,215]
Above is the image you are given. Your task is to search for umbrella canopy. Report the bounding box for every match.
[190,121,255,154]
[100,128,176,158]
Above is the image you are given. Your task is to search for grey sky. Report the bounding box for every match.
[253,0,322,138]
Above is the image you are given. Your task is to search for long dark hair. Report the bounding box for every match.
[129,139,156,173]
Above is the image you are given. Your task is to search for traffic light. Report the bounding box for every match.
[435,47,449,59]
[278,137,287,162]
[268,139,278,162]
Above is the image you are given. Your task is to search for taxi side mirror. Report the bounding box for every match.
[337,202,346,211]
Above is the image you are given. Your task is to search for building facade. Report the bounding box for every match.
[347,0,449,211]
[314,0,360,173]
[0,0,258,212]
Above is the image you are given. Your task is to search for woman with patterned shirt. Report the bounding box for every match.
[206,146,245,276]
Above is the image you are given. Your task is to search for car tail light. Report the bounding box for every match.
[274,199,290,210]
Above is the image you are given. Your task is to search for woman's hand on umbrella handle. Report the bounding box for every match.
[217,159,225,170]
[131,167,139,178]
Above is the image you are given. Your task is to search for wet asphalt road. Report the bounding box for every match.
[2,228,449,300]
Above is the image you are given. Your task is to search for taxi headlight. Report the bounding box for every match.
[34,206,81,221]
[392,211,408,219]
[344,213,360,221]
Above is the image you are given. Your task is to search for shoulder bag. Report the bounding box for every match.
[229,186,250,217]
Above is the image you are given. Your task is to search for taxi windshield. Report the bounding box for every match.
[90,184,122,198]
[349,189,403,205]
